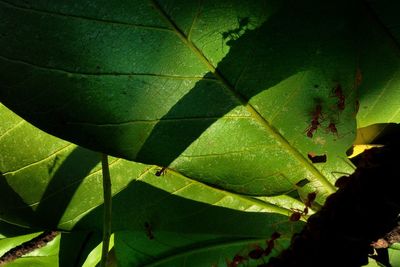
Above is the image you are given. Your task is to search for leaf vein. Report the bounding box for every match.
[180,144,278,158]
[0,54,216,81]
[150,0,335,194]
[27,158,120,208]
[0,120,25,141]
[170,182,194,195]
[1,143,73,175]
[0,0,173,32]
[187,0,204,41]
[65,115,252,127]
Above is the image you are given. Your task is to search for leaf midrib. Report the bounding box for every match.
[150,0,336,194]
[0,0,172,32]
[0,54,212,80]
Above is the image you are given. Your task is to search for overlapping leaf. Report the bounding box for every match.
[0,0,376,196]
[1,1,400,266]
[0,104,303,265]
[355,0,400,127]
[0,104,296,228]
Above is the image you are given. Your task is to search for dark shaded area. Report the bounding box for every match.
[224,232,281,266]
[0,220,35,238]
[307,153,327,163]
[266,143,400,267]
[72,180,300,266]
[0,147,99,229]
[0,147,101,265]
[0,172,36,227]
[222,17,252,47]
[58,231,97,267]
[34,147,100,227]
[370,123,400,145]
[144,222,154,240]
[370,249,391,267]
[351,123,400,168]
[73,180,296,236]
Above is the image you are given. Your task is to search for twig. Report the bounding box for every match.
[100,153,112,267]
[0,230,59,266]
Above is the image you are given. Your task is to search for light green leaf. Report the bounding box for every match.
[0,104,304,266]
[389,244,400,267]
[0,104,300,232]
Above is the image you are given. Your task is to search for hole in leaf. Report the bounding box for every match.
[307,152,327,163]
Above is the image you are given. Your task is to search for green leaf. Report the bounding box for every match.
[0,0,374,196]
[81,234,114,267]
[389,244,400,267]
[355,1,400,127]
[0,103,312,234]
[1,1,400,265]
[114,232,290,267]
[0,103,299,228]
[0,104,303,265]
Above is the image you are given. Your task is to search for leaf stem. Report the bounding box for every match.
[100,153,112,267]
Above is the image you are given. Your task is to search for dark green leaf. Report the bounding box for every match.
[0,0,378,195]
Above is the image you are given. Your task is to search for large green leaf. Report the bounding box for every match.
[4,0,390,196]
[0,104,296,230]
[0,104,304,265]
[355,0,400,127]
[1,1,400,266]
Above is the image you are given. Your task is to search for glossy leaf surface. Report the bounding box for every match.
[0,104,303,266]
[1,0,386,196]
[1,0,400,266]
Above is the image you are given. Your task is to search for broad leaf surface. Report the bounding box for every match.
[3,0,389,196]
[0,104,298,229]
[1,1,400,266]
[114,232,290,267]
[389,244,400,267]
[0,104,304,265]
[355,0,400,127]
